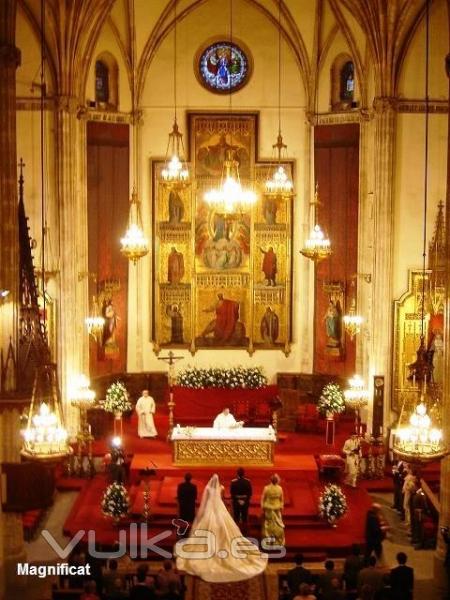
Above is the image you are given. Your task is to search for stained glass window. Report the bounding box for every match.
[198,41,250,93]
[95,60,109,103]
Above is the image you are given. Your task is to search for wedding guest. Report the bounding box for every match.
[80,580,100,600]
[103,560,124,597]
[357,556,384,597]
[176,473,197,529]
[106,578,129,600]
[364,504,384,559]
[130,569,155,600]
[293,582,317,600]
[230,468,252,529]
[155,560,182,599]
[392,460,406,513]
[355,584,375,600]
[135,390,158,438]
[389,552,414,600]
[343,544,364,593]
[261,474,285,546]
[318,560,342,600]
[287,553,312,595]
[402,471,417,529]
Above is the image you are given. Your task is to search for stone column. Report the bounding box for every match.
[0,1,20,387]
[54,96,87,435]
[369,97,397,432]
[434,52,450,597]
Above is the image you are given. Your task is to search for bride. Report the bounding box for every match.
[175,474,268,582]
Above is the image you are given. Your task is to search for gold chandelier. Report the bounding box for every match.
[21,364,70,460]
[120,188,149,264]
[160,0,189,185]
[204,149,257,218]
[300,184,331,261]
[85,295,105,338]
[394,389,445,462]
[69,374,96,476]
[343,297,364,339]
[344,375,369,435]
[265,1,294,196]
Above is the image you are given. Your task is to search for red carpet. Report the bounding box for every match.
[64,414,374,559]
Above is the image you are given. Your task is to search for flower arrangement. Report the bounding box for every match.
[318,382,345,416]
[102,381,132,414]
[176,366,267,389]
[318,484,347,524]
[101,482,130,520]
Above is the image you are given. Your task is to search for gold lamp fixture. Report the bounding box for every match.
[300,184,331,261]
[265,0,294,196]
[85,295,105,338]
[160,0,190,185]
[393,0,446,465]
[69,374,96,476]
[343,279,363,339]
[21,364,70,460]
[344,375,369,435]
[120,188,149,264]
[204,148,257,218]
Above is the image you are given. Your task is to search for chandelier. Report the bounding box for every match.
[265,1,294,196]
[85,295,105,338]
[344,375,369,435]
[300,184,331,261]
[393,0,446,465]
[160,0,189,185]
[343,297,364,339]
[69,374,96,410]
[69,374,96,476]
[394,392,445,463]
[21,364,70,460]
[204,149,257,218]
[120,188,149,264]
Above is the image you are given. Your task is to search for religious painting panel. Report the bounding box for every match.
[151,112,293,354]
[392,269,443,411]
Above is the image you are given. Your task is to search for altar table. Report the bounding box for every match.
[170,426,276,466]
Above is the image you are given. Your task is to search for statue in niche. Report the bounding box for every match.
[263,196,278,225]
[168,189,184,224]
[324,299,342,350]
[101,298,120,358]
[260,246,277,286]
[260,307,279,345]
[166,304,184,344]
[168,247,185,284]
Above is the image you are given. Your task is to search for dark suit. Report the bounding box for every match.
[365,509,383,558]
[177,481,197,524]
[390,565,414,600]
[230,476,252,524]
[286,565,312,595]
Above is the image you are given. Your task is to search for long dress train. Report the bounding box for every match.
[175,474,268,583]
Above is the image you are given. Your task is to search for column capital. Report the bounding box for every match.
[373,96,397,114]
[55,94,79,115]
[0,44,21,68]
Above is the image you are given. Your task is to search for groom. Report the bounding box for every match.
[230,468,252,531]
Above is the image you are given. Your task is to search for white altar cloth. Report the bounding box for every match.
[170,426,276,441]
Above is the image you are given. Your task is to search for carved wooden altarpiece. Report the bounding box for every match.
[151,112,293,355]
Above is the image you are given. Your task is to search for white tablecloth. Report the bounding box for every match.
[170,426,276,441]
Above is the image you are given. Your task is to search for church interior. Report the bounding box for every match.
[0,0,449,598]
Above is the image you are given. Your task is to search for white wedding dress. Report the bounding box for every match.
[175,474,268,582]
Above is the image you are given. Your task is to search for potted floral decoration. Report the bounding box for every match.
[176,366,267,389]
[102,381,132,417]
[318,483,347,526]
[101,481,130,522]
[318,382,345,418]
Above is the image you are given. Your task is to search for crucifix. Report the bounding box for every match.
[158,351,184,436]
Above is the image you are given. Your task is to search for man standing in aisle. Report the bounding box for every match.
[230,468,252,532]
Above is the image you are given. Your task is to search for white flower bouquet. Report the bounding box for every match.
[102,381,132,414]
[101,482,130,519]
[176,366,267,389]
[318,382,345,416]
[318,483,347,524]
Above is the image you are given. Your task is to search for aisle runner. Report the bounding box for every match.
[188,574,266,600]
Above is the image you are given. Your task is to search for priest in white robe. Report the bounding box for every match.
[343,434,361,487]
[213,407,243,429]
[135,390,158,438]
